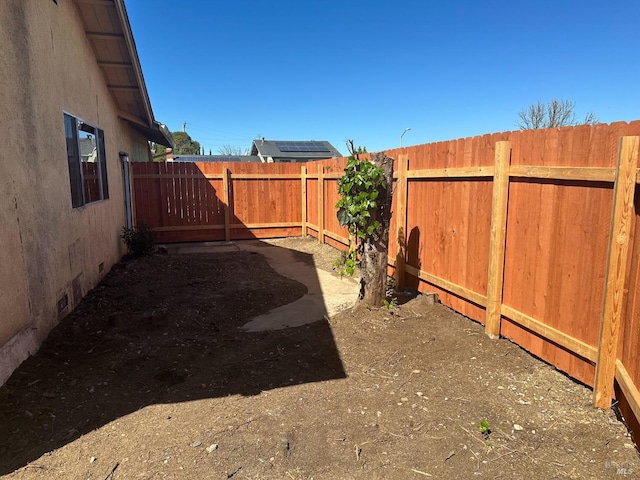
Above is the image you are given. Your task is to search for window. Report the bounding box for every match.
[64,113,109,207]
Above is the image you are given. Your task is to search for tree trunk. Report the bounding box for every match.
[359,152,394,306]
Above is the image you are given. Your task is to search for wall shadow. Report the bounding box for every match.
[0,242,346,474]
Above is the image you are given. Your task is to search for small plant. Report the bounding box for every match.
[479,420,491,438]
[382,297,398,310]
[121,222,156,257]
[286,467,304,479]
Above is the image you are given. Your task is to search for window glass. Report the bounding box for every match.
[64,114,83,208]
[97,129,109,200]
[79,125,101,203]
[64,113,108,207]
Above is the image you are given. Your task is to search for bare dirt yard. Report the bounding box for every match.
[0,237,638,479]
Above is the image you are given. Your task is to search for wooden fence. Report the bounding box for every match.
[131,162,305,242]
[131,121,640,443]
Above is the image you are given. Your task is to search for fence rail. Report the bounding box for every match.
[131,121,640,444]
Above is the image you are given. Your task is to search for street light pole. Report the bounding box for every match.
[400,127,411,148]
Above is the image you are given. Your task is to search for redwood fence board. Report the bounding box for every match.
[131,122,640,445]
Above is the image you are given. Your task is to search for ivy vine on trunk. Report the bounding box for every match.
[335,141,394,306]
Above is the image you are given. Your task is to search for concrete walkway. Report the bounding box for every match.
[166,241,360,332]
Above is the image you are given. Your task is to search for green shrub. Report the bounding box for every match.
[333,154,386,278]
[121,222,156,257]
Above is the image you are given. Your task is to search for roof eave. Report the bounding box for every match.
[74,0,170,145]
[112,0,154,127]
[132,121,174,148]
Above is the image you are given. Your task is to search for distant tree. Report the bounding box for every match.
[218,144,245,156]
[356,146,368,154]
[150,131,201,161]
[172,131,201,155]
[152,142,167,162]
[517,98,598,130]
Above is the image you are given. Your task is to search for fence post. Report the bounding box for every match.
[301,165,307,237]
[594,136,639,408]
[318,164,324,244]
[223,167,231,242]
[394,154,409,291]
[485,141,512,339]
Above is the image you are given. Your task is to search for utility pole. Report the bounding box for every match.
[182,121,187,133]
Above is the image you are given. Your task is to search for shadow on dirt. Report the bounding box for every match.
[0,243,346,474]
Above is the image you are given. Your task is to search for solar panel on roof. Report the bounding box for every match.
[275,141,330,153]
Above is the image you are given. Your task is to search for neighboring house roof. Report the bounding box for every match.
[250,140,342,162]
[172,155,262,163]
[79,137,97,160]
[73,0,173,148]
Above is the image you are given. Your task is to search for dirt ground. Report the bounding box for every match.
[0,237,638,479]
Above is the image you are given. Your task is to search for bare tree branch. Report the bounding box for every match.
[346,139,359,160]
[218,145,245,156]
[583,111,599,125]
[516,98,597,130]
[547,98,576,128]
[516,100,546,130]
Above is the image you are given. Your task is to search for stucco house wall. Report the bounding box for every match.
[0,1,157,384]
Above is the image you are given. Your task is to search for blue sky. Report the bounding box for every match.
[127,0,640,155]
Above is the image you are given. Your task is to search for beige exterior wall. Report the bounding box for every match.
[0,1,150,384]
